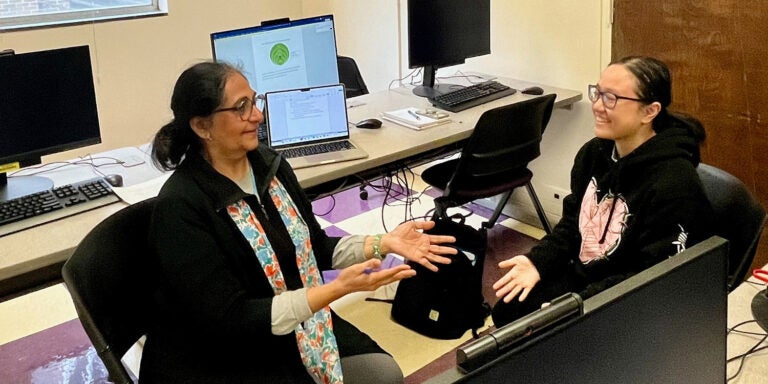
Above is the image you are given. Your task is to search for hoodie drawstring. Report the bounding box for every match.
[599,194,617,244]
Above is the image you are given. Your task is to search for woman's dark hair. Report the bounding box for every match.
[612,56,705,143]
[151,61,240,170]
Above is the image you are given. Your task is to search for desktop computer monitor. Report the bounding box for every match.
[407,0,491,98]
[434,236,729,384]
[210,14,340,96]
[0,45,102,202]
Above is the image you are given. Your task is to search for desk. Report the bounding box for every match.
[299,78,581,197]
[727,271,768,383]
[0,77,581,299]
[0,146,166,299]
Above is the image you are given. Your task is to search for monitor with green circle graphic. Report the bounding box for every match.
[211,15,340,96]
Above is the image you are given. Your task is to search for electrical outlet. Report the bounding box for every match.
[549,185,570,201]
[538,184,570,213]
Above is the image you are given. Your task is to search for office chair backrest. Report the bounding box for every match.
[446,94,556,194]
[62,198,157,384]
[697,163,766,291]
[337,55,369,98]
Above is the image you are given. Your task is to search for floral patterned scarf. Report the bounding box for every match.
[227,176,342,384]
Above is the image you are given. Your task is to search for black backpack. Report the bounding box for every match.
[390,217,490,339]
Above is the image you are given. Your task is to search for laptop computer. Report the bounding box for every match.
[264,83,368,169]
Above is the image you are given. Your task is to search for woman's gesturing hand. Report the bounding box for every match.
[383,220,457,272]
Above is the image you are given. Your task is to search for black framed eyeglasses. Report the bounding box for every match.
[212,93,265,121]
[587,84,645,109]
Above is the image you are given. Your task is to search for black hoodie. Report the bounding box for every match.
[528,125,714,299]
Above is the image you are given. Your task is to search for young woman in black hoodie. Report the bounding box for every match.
[491,56,715,326]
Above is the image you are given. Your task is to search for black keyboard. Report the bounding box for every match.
[429,80,517,112]
[279,140,354,159]
[0,177,121,237]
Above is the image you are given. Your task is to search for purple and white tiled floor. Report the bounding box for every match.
[0,175,545,383]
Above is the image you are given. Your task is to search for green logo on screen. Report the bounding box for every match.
[270,43,290,65]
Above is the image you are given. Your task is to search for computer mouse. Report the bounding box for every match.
[355,118,383,129]
[521,86,545,95]
[104,174,124,187]
[752,286,768,332]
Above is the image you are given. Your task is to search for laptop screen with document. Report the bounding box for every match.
[266,84,349,147]
[265,84,367,169]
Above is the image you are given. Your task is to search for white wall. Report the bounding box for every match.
[302,1,401,94]
[1,0,613,226]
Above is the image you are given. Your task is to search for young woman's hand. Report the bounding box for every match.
[493,255,541,303]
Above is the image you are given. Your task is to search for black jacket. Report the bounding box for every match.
[141,145,383,383]
[529,125,714,299]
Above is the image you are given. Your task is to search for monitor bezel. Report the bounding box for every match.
[0,45,101,167]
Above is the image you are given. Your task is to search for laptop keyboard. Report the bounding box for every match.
[278,140,354,159]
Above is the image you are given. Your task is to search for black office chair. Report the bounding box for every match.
[61,198,157,384]
[697,163,766,291]
[337,55,369,98]
[421,94,557,232]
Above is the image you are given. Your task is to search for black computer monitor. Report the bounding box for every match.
[210,14,340,96]
[0,45,102,202]
[407,0,491,98]
[429,236,729,384]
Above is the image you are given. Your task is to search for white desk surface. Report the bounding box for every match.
[0,76,581,287]
[727,270,768,383]
[0,145,162,283]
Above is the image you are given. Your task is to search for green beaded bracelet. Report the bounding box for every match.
[372,234,383,258]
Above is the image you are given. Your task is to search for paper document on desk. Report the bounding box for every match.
[111,172,172,204]
[381,107,451,130]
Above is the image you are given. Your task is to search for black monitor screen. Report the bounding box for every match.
[437,236,729,384]
[0,45,101,167]
[407,0,491,97]
[211,15,340,96]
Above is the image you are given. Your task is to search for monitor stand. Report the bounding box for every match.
[0,173,54,202]
[412,65,461,98]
